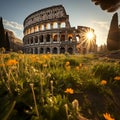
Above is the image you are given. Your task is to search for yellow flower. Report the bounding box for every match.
[6,59,18,66]
[75,66,80,71]
[114,76,120,81]
[79,63,83,67]
[100,80,107,85]
[65,61,70,66]
[103,113,115,120]
[65,88,74,94]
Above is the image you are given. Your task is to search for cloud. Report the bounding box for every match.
[3,19,23,30]
[3,19,23,39]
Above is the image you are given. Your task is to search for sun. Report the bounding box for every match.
[86,31,94,40]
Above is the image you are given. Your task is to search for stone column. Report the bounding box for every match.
[65,31,68,41]
[51,23,53,29]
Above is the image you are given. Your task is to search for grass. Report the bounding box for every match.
[0,52,120,120]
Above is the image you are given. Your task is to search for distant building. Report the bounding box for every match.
[23,5,97,54]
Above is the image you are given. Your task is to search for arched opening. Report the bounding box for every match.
[31,37,33,44]
[53,22,58,29]
[31,27,34,33]
[40,35,44,43]
[61,22,66,28]
[46,34,50,42]
[76,35,80,42]
[35,25,39,32]
[40,24,44,31]
[52,47,57,54]
[35,36,38,43]
[40,48,44,54]
[46,23,51,29]
[67,47,73,54]
[46,47,50,53]
[68,34,73,41]
[35,48,38,54]
[60,34,65,41]
[53,34,58,42]
[60,47,65,54]
[30,48,33,54]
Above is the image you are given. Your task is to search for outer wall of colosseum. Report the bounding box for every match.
[23,5,97,54]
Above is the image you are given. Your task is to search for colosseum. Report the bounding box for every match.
[23,5,97,54]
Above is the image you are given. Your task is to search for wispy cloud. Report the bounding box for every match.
[3,19,23,39]
[3,19,23,30]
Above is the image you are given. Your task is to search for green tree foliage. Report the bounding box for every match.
[107,12,120,51]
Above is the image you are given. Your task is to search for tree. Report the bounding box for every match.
[107,12,120,51]
[0,17,5,48]
[5,32,10,51]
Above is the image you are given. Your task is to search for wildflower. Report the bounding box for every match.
[103,113,115,120]
[65,88,74,94]
[42,63,47,68]
[100,80,107,85]
[65,65,71,71]
[114,76,120,81]
[79,63,83,67]
[6,59,18,66]
[75,66,80,71]
[65,61,70,66]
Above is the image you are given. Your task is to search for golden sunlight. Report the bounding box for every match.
[86,31,94,40]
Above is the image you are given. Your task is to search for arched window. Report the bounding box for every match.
[53,34,58,41]
[46,23,51,29]
[31,37,33,44]
[40,24,44,30]
[35,36,38,43]
[46,47,50,53]
[61,34,65,41]
[46,34,50,42]
[35,48,38,54]
[60,47,65,54]
[53,22,58,28]
[40,48,44,54]
[67,47,73,54]
[40,35,43,43]
[52,47,57,54]
[61,22,66,28]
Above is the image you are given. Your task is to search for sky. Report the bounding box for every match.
[0,0,119,46]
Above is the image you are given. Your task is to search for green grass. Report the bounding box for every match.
[0,53,120,120]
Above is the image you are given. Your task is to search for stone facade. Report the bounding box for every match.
[23,5,97,54]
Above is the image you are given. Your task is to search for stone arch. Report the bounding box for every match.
[52,47,58,54]
[46,34,50,42]
[53,34,58,42]
[34,48,38,54]
[76,35,80,42]
[61,34,65,41]
[40,24,45,30]
[30,48,33,54]
[31,27,34,33]
[40,47,44,54]
[35,25,39,32]
[61,22,66,28]
[53,22,58,28]
[39,35,44,43]
[35,36,38,43]
[46,23,51,29]
[68,34,73,41]
[67,47,73,54]
[60,47,65,54]
[31,37,34,44]
[46,47,50,53]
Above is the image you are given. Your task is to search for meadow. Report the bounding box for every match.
[0,52,120,120]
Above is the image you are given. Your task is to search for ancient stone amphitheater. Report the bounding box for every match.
[23,5,97,54]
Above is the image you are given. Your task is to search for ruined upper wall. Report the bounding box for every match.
[24,5,68,28]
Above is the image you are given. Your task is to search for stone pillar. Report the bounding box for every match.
[65,31,68,41]
[58,47,60,54]
[58,22,61,29]
[51,23,53,29]
[38,47,40,54]
[33,48,35,54]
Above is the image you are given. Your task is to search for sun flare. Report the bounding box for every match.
[86,31,94,40]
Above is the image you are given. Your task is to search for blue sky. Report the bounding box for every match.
[0,0,119,46]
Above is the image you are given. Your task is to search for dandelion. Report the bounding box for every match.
[79,63,83,67]
[100,80,107,85]
[65,88,74,94]
[114,76,120,81]
[103,113,115,120]
[6,59,18,66]
[75,66,80,71]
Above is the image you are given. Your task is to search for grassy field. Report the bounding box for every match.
[0,52,120,120]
